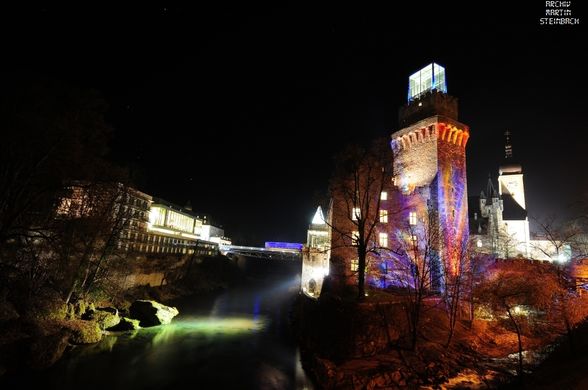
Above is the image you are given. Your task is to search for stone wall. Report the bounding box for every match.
[109,254,188,290]
[296,296,408,360]
[398,90,459,126]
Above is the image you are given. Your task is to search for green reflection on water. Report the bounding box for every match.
[95,315,267,351]
[149,316,267,346]
[166,316,267,333]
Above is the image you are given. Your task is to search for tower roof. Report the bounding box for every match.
[399,63,458,126]
[484,174,498,201]
[408,63,447,102]
[311,206,326,225]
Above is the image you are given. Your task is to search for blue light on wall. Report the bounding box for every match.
[265,242,304,250]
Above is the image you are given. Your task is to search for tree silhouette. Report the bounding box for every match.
[328,137,393,300]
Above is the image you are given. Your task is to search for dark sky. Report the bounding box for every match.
[3,4,587,245]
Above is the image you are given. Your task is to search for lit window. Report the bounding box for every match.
[477,239,483,248]
[409,211,417,226]
[351,207,361,221]
[149,206,166,226]
[380,191,388,200]
[379,209,388,223]
[411,234,418,243]
[351,231,359,246]
[351,259,359,271]
[379,233,388,248]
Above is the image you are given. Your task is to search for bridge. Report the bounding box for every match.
[219,244,301,261]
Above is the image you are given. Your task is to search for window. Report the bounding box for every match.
[411,234,418,243]
[351,259,359,272]
[379,233,388,248]
[379,209,388,223]
[351,207,361,221]
[351,231,359,246]
[380,191,388,200]
[409,211,417,225]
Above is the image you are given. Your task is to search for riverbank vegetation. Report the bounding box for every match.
[295,260,588,389]
[0,254,242,375]
[0,76,245,376]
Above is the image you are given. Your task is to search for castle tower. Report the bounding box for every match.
[497,130,530,257]
[498,131,526,209]
[390,63,470,280]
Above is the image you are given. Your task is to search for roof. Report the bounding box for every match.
[468,195,489,234]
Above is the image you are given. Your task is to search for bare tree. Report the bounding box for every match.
[0,77,114,248]
[476,262,561,382]
[462,250,494,327]
[442,237,472,347]
[389,207,441,350]
[328,137,393,301]
[531,215,579,262]
[552,290,588,355]
[497,228,520,259]
[54,182,140,304]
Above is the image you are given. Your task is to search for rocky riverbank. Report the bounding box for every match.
[293,294,568,389]
[0,254,243,376]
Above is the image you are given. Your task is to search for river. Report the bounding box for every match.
[6,271,314,390]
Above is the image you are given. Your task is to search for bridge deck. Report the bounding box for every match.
[220,245,301,260]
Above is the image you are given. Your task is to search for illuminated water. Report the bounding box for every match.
[9,273,313,389]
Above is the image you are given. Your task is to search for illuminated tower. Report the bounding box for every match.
[301,206,332,298]
[390,63,470,284]
[497,131,530,257]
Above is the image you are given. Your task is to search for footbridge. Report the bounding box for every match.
[219,244,301,261]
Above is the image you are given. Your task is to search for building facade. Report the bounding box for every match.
[57,182,229,257]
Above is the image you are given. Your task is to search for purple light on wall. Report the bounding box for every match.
[265,242,303,250]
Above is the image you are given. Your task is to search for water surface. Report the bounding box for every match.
[6,272,313,389]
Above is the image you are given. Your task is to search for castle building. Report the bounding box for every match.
[302,63,471,297]
[469,133,570,261]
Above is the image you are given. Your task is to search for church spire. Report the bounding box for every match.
[486,174,497,200]
[504,130,513,159]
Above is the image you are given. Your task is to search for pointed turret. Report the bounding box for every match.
[485,174,498,201]
[311,206,326,225]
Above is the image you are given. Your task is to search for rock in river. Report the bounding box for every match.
[129,300,179,327]
[107,317,141,331]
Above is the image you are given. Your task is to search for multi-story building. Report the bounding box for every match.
[56,181,152,251]
[56,182,228,257]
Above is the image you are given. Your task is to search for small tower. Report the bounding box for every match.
[390,63,470,281]
[479,175,504,253]
[301,206,332,298]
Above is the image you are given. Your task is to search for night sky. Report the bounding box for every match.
[3,4,587,245]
